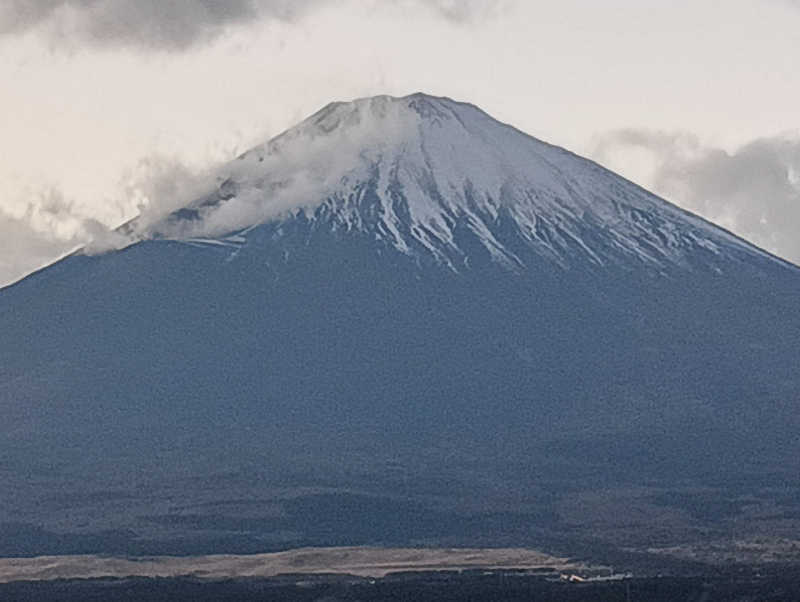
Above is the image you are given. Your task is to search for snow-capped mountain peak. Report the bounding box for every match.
[145,93,778,273]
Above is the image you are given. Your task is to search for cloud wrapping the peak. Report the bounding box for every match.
[592,130,800,266]
[144,97,421,240]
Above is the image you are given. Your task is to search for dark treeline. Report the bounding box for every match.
[2,569,800,602]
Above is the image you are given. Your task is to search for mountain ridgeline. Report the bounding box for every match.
[1,94,799,558]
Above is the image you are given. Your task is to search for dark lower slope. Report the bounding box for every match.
[0,216,799,556]
[5,569,800,602]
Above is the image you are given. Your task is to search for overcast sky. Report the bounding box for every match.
[1,0,799,286]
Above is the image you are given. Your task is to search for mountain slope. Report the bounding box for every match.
[1,94,799,559]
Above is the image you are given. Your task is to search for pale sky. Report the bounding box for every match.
[1,0,799,285]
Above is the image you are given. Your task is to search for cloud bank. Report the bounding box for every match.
[592,130,800,266]
[0,0,505,50]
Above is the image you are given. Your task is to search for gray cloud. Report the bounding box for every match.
[424,0,510,22]
[592,130,800,266]
[0,0,327,50]
[0,0,506,50]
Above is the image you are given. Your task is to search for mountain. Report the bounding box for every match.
[1,94,799,560]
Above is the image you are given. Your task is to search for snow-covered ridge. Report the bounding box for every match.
[147,93,780,272]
